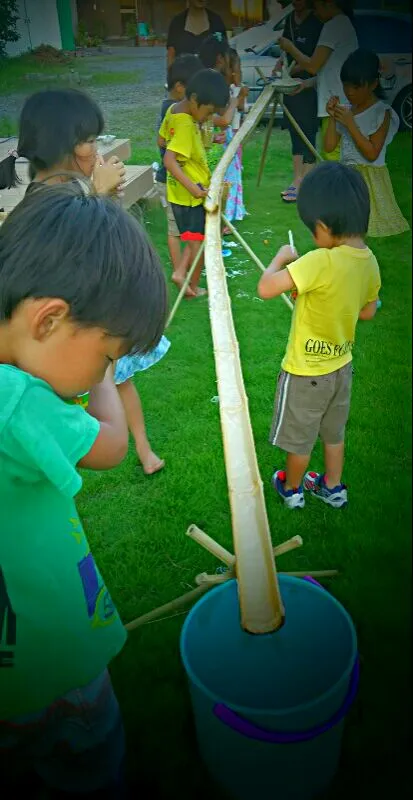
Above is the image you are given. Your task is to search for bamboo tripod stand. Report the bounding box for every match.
[126,80,332,635]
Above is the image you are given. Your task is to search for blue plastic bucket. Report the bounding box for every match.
[180,576,358,799]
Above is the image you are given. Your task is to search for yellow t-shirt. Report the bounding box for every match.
[159,105,210,207]
[283,245,381,376]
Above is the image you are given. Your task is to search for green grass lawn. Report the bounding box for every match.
[0,53,140,94]
[75,128,412,798]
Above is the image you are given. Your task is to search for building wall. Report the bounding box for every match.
[76,0,123,37]
[5,0,62,55]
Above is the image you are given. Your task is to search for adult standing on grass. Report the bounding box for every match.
[166,0,227,67]
[274,0,323,203]
[279,0,358,161]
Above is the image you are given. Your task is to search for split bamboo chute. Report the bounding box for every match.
[125,80,337,636]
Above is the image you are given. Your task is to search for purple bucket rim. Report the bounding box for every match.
[180,575,357,721]
[213,656,359,744]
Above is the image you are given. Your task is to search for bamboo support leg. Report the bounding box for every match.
[125,584,210,631]
[186,524,235,566]
[196,569,338,586]
[166,241,205,328]
[257,95,278,188]
[281,103,323,163]
[221,215,294,311]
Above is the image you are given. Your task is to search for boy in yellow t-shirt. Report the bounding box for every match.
[258,162,381,509]
[159,68,229,297]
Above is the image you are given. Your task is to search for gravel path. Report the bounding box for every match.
[0,47,167,141]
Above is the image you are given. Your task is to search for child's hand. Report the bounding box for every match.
[192,183,208,200]
[334,104,354,128]
[239,85,249,100]
[276,244,298,266]
[213,132,226,144]
[326,96,339,117]
[93,155,126,196]
[272,58,283,76]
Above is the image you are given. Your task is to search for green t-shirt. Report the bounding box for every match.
[0,366,127,719]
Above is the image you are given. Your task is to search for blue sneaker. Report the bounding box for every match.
[304,472,347,508]
[272,470,305,509]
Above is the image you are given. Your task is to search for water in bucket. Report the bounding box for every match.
[180,576,357,800]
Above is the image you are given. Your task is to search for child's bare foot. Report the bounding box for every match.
[192,287,208,297]
[172,272,197,298]
[140,450,165,475]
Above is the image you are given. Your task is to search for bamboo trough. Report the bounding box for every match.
[125,83,337,636]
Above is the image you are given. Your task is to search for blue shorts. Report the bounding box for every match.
[0,670,124,794]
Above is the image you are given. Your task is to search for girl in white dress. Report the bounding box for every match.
[324,49,409,237]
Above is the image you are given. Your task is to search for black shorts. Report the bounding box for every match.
[283,90,319,164]
[170,203,205,242]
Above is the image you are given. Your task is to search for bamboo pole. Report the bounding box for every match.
[205,83,276,214]
[204,85,286,634]
[221,215,294,311]
[196,569,338,585]
[166,241,205,328]
[125,584,210,632]
[257,96,278,188]
[187,525,302,568]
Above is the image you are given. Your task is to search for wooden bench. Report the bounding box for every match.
[0,138,153,220]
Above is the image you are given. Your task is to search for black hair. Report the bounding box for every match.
[0,184,168,353]
[336,0,354,20]
[185,69,230,109]
[167,53,203,91]
[229,48,240,69]
[297,161,370,237]
[341,49,385,99]
[199,32,230,70]
[0,89,104,190]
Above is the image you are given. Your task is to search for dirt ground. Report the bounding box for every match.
[0,47,167,144]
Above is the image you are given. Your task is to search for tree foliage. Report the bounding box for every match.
[0,0,19,58]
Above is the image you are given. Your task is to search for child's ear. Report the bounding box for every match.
[29,299,71,342]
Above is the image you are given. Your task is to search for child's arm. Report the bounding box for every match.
[158,134,166,148]
[278,39,331,76]
[78,367,129,470]
[163,150,207,199]
[358,301,378,321]
[258,245,297,300]
[213,97,239,130]
[334,106,391,162]
[323,96,341,153]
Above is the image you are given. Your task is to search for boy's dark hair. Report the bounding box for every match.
[341,49,385,99]
[0,185,168,353]
[297,162,370,237]
[199,32,229,69]
[0,89,104,190]
[186,69,229,109]
[167,53,202,90]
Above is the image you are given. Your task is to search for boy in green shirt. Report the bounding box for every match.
[0,186,167,795]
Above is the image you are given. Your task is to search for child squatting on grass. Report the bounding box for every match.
[258,162,381,510]
[0,88,168,475]
[159,68,229,297]
[0,186,168,794]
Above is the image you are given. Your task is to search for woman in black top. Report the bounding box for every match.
[276,0,322,202]
[166,0,226,67]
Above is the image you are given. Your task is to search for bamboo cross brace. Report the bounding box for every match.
[195,570,339,586]
[221,214,294,311]
[166,241,205,328]
[186,524,303,567]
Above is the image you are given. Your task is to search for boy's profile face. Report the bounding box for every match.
[8,298,127,397]
[188,95,216,123]
[172,80,186,100]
